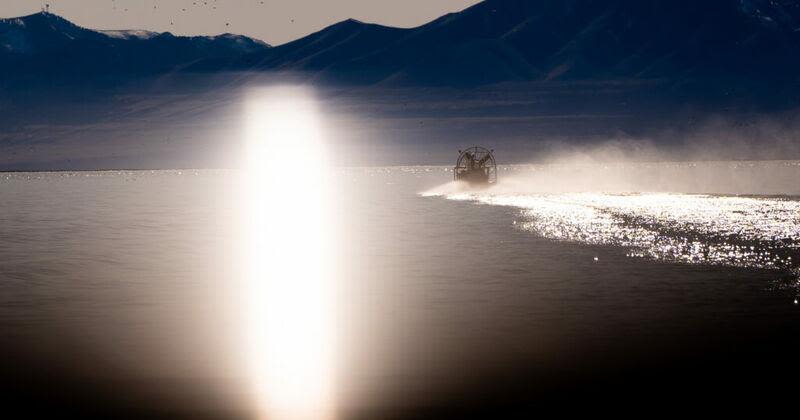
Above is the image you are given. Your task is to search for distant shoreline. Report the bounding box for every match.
[3,159,800,173]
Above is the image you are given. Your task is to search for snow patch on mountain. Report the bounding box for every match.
[100,29,159,40]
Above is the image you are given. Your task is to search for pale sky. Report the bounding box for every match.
[0,0,482,45]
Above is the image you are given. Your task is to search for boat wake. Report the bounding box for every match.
[424,181,800,293]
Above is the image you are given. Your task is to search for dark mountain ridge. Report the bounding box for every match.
[0,12,269,88]
[232,0,800,91]
[3,1,800,93]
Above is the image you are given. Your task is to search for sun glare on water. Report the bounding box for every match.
[240,87,337,420]
[440,189,800,283]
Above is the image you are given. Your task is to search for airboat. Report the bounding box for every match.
[454,146,497,186]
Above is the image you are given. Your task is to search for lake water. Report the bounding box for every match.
[1,163,800,418]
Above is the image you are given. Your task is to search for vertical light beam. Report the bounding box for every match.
[241,87,337,420]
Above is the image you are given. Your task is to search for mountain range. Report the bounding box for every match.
[216,0,800,91]
[3,0,800,170]
[2,0,800,97]
[0,11,268,88]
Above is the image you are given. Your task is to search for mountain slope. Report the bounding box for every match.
[2,1,800,102]
[0,12,270,87]
[0,12,103,54]
[205,0,799,94]
[189,18,408,82]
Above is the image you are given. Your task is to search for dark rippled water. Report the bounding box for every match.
[1,164,800,418]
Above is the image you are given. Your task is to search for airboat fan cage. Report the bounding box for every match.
[454,146,497,185]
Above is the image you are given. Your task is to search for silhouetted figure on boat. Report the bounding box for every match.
[454,147,496,186]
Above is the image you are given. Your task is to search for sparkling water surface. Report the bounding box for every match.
[2,163,800,416]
